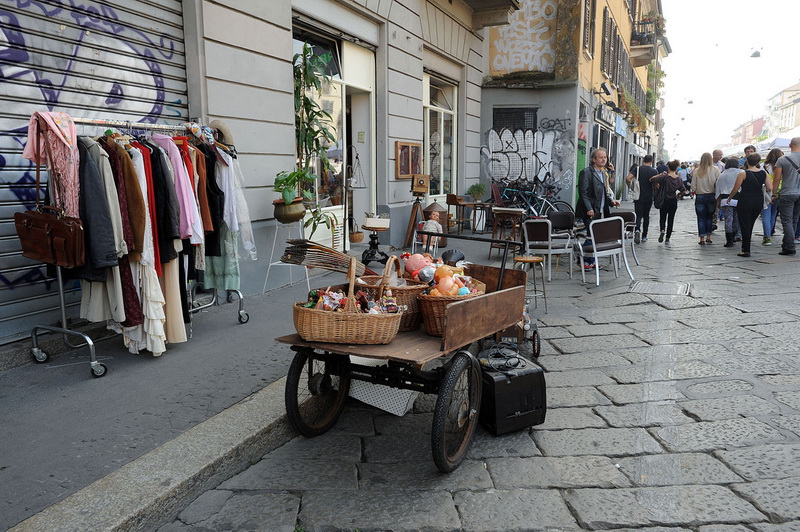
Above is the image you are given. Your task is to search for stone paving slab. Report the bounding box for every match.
[534,427,664,457]
[487,455,630,489]
[537,352,631,371]
[594,402,692,427]
[374,412,434,435]
[363,429,432,463]
[564,485,766,529]
[687,312,798,329]
[539,326,574,339]
[633,329,699,345]
[684,379,755,396]
[678,395,782,421]
[454,489,578,531]
[566,323,634,337]
[545,369,616,388]
[772,414,800,437]
[263,434,362,461]
[618,343,732,365]
[598,382,686,404]
[174,491,299,532]
[645,295,705,310]
[760,375,800,387]
[298,489,461,531]
[608,361,729,383]
[655,418,786,453]
[358,460,493,490]
[732,477,800,521]
[751,522,800,532]
[548,386,613,408]
[625,321,693,332]
[327,408,377,436]
[218,458,358,491]
[698,525,757,532]
[579,293,652,308]
[616,453,744,486]
[582,311,657,324]
[774,391,800,411]
[537,315,589,327]
[716,443,800,480]
[467,429,541,459]
[537,407,608,430]
[711,354,800,375]
[550,334,650,354]
[730,338,800,356]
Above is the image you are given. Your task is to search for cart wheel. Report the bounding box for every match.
[531,328,541,359]
[91,363,108,378]
[238,311,250,324]
[32,348,49,363]
[285,350,350,437]
[431,351,482,473]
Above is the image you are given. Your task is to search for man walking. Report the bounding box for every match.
[626,155,658,242]
[713,149,725,173]
[771,137,800,255]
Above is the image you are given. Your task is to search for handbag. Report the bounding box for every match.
[629,166,641,201]
[747,170,771,210]
[14,120,85,268]
[653,180,666,209]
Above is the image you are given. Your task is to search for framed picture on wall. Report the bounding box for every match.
[396,141,422,179]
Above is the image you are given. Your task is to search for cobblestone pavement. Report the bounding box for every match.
[161,200,800,532]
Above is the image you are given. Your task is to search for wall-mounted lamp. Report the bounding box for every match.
[592,82,612,96]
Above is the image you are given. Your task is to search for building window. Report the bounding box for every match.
[493,107,538,132]
[583,0,596,54]
[424,75,456,196]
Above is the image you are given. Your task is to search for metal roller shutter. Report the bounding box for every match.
[0,0,188,344]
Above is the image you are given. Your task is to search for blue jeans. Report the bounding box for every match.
[761,200,778,237]
[694,193,716,237]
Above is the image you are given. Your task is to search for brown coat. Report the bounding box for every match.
[107,139,146,262]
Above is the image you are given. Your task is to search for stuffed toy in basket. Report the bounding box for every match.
[356,255,427,332]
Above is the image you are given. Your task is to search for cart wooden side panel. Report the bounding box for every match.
[442,286,524,352]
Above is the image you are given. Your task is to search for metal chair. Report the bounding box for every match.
[616,210,640,265]
[577,216,634,286]
[513,255,547,313]
[412,221,439,255]
[521,218,573,281]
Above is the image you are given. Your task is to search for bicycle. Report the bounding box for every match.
[494,179,573,218]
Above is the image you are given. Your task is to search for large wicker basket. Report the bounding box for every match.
[357,256,427,332]
[418,291,480,337]
[293,257,403,344]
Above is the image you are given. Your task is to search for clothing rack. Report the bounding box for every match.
[28,116,247,378]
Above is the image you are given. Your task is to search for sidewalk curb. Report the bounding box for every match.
[12,377,293,532]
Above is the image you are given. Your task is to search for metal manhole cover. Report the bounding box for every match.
[629,281,690,295]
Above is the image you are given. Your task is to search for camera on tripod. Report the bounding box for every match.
[411,174,429,196]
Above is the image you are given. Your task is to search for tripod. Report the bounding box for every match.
[403,195,425,249]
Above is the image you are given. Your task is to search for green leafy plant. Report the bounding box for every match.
[466,182,486,201]
[275,42,339,236]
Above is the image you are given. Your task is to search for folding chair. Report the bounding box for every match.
[412,221,439,255]
[577,216,634,286]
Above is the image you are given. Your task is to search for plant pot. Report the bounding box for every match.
[273,198,307,224]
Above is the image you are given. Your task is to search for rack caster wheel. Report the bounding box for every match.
[32,348,49,363]
[238,311,250,324]
[91,363,108,378]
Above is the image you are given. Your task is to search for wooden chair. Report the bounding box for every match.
[577,216,634,286]
[446,193,468,234]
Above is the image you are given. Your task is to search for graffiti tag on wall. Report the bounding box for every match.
[0,0,179,291]
[480,116,576,201]
[489,0,558,75]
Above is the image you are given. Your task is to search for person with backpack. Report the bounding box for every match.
[625,155,658,242]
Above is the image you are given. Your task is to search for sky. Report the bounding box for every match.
[660,0,800,161]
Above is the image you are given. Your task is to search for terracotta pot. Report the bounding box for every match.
[273,197,306,224]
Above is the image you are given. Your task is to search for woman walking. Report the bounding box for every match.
[650,160,686,245]
[716,158,742,247]
[726,153,767,257]
[691,152,720,244]
[760,148,783,245]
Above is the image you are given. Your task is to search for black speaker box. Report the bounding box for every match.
[479,355,546,436]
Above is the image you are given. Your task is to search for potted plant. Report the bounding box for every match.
[273,42,338,234]
[466,182,486,202]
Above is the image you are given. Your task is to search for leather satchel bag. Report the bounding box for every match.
[14,120,85,268]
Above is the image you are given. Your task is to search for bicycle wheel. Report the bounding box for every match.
[541,200,574,216]
[285,350,350,437]
[431,351,482,473]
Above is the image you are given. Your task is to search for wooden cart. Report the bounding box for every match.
[276,264,530,473]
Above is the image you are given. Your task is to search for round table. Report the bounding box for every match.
[361,225,390,266]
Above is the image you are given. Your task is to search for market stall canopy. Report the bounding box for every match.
[758,124,800,153]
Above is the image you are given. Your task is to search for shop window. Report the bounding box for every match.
[424,75,456,196]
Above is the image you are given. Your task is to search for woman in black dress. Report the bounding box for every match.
[725,153,767,257]
[650,160,685,245]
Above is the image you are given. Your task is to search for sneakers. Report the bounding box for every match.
[779,249,797,256]
[583,263,596,270]
[658,231,665,243]
[734,235,742,242]
[665,239,671,245]
[641,236,648,242]
[763,237,772,246]
[634,230,641,244]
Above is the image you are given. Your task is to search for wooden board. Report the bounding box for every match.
[274,330,446,366]
[464,263,526,293]
[442,286,525,352]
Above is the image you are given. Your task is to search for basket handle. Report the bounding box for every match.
[376,255,399,299]
[345,256,360,313]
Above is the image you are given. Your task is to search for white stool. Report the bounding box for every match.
[263,222,310,294]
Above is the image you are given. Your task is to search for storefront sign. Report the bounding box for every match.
[596,104,613,126]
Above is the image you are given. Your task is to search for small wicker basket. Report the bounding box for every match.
[418,290,481,337]
[357,256,427,332]
[293,257,403,344]
[349,224,365,243]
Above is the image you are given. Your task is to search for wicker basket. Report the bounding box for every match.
[357,256,427,332]
[349,224,364,243]
[293,257,403,344]
[418,290,481,337]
